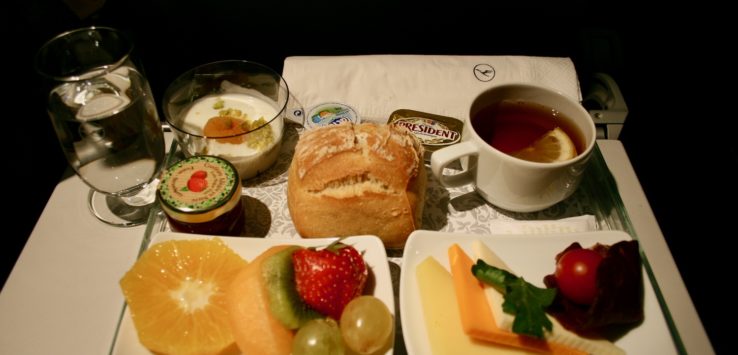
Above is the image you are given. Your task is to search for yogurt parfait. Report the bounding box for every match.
[163,60,288,179]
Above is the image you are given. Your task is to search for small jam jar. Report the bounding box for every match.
[157,155,245,236]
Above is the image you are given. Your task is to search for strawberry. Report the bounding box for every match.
[292,242,368,320]
[187,177,207,192]
[191,170,207,179]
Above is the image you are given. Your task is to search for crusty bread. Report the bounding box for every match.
[287,123,426,248]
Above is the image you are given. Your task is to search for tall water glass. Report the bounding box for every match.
[36,27,165,226]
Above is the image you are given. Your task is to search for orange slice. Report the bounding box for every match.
[120,238,247,355]
[512,127,577,163]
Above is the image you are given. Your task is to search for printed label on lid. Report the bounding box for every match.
[306,103,360,129]
[158,156,238,212]
[391,117,461,146]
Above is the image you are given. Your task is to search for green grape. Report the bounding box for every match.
[339,296,394,354]
[292,318,345,355]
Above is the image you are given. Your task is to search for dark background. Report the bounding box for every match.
[4,1,734,353]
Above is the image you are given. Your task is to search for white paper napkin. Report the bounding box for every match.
[282,55,581,123]
[279,55,594,241]
[488,215,598,235]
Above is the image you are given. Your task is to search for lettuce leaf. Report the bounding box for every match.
[472,259,556,338]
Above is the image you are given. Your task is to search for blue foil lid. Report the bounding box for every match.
[305,102,360,129]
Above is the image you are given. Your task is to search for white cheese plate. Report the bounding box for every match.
[399,230,678,355]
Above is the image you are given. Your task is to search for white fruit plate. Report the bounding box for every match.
[399,230,678,355]
[111,232,395,355]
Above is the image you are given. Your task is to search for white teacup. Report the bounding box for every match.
[430,83,596,212]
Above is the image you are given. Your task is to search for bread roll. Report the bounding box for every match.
[287,123,426,248]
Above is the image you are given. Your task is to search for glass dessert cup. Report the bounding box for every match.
[163,60,288,181]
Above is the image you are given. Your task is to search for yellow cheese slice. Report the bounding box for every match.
[449,244,584,355]
[415,257,530,355]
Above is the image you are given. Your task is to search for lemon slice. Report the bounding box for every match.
[511,127,577,163]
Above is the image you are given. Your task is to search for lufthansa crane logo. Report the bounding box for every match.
[473,64,496,82]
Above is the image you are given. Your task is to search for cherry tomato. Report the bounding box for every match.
[554,248,603,305]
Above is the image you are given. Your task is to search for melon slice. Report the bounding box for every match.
[226,245,294,354]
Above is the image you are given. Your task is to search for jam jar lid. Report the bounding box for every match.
[157,155,241,223]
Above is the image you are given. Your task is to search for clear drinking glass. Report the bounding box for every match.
[36,27,165,226]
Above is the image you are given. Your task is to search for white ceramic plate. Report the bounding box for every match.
[111,232,394,355]
[399,230,678,355]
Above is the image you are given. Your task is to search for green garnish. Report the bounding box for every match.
[245,117,274,149]
[212,99,225,109]
[219,108,244,118]
[472,259,556,339]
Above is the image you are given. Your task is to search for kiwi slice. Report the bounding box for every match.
[261,245,321,329]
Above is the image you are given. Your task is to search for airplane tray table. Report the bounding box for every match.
[118,122,686,354]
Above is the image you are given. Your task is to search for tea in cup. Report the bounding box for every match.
[430,83,596,212]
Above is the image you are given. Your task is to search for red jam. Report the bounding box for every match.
[157,155,245,236]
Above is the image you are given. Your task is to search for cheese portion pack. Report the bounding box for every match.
[388,109,463,161]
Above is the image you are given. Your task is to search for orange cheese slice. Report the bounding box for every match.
[448,244,586,355]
